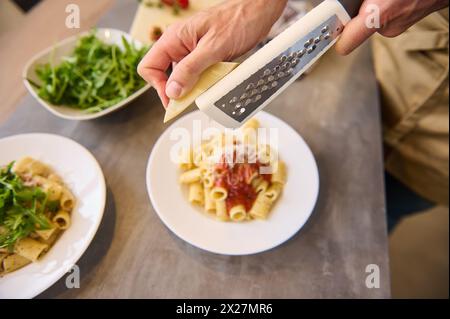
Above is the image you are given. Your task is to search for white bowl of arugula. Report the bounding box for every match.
[23,29,151,121]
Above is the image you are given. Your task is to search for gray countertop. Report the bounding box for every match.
[0,0,390,298]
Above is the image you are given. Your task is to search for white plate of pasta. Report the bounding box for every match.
[146,111,319,255]
[0,133,106,299]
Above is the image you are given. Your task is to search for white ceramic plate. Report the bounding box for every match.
[146,111,319,255]
[0,134,106,299]
[23,28,150,121]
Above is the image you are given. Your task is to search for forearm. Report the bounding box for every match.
[336,0,449,55]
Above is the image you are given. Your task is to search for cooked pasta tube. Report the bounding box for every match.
[188,182,204,206]
[47,173,63,184]
[38,227,61,246]
[29,160,51,177]
[201,142,215,157]
[0,253,7,272]
[251,176,261,188]
[52,210,71,230]
[203,171,214,188]
[42,180,63,201]
[249,192,273,220]
[60,188,75,211]
[179,168,202,184]
[12,157,34,175]
[2,254,31,273]
[204,186,216,212]
[198,161,213,176]
[14,237,49,262]
[229,205,247,222]
[242,118,260,130]
[210,186,228,201]
[271,161,287,184]
[215,200,229,221]
[178,148,194,171]
[34,224,59,241]
[255,179,269,194]
[179,160,193,171]
[264,183,283,202]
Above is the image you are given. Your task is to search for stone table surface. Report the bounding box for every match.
[0,0,390,298]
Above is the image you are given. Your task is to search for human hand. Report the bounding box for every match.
[137,0,288,107]
[336,0,449,55]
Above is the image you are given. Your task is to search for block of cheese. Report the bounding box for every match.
[164,62,239,123]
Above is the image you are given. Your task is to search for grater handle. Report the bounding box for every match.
[338,0,364,18]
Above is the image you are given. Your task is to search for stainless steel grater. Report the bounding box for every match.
[195,0,363,128]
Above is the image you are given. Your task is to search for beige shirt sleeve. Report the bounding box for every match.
[372,10,449,205]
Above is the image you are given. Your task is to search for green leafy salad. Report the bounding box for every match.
[29,32,149,113]
[0,163,55,251]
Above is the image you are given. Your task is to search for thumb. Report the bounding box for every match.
[335,9,377,55]
[165,44,220,100]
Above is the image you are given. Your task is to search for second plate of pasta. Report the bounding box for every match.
[0,134,106,298]
[146,111,319,255]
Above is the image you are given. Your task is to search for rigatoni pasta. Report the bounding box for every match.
[210,186,228,201]
[264,183,283,203]
[2,254,31,274]
[229,205,247,222]
[52,210,71,229]
[203,185,216,212]
[35,226,59,241]
[271,161,287,185]
[178,119,287,222]
[188,182,204,206]
[13,238,49,262]
[215,200,229,222]
[179,168,202,184]
[0,157,76,276]
[249,192,273,220]
[60,189,75,211]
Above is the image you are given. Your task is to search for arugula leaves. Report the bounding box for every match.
[0,163,53,251]
[31,32,149,113]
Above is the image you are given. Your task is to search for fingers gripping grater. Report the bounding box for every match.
[195,0,363,128]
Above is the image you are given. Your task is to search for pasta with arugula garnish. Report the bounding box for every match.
[0,157,75,275]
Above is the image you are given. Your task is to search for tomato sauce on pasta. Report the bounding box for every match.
[214,156,271,213]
